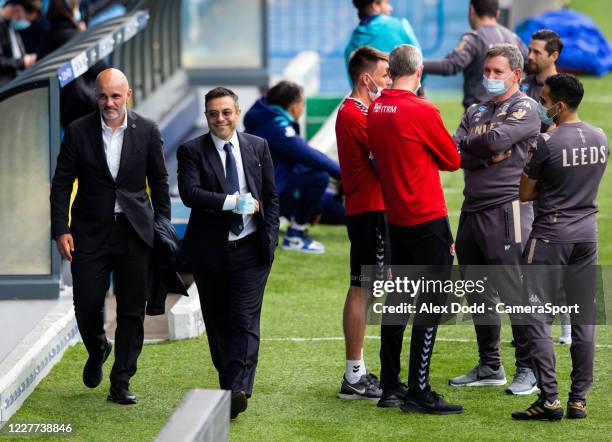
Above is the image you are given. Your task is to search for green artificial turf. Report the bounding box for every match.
[4,226,612,441]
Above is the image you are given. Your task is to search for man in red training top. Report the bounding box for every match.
[335,46,389,401]
[367,44,463,414]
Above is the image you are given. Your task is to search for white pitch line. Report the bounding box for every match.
[262,335,612,349]
[582,96,612,104]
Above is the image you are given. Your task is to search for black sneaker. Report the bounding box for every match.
[337,373,382,400]
[400,389,464,415]
[365,372,380,388]
[512,397,563,421]
[377,383,408,408]
[567,401,587,419]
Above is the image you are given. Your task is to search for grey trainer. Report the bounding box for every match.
[337,373,382,400]
[449,364,507,387]
[505,367,539,395]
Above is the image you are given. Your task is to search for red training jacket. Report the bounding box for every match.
[367,88,460,226]
[335,97,385,215]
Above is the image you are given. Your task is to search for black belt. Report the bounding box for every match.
[113,213,128,222]
[225,233,257,251]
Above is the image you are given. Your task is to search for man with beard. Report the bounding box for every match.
[513,74,607,421]
[51,68,170,404]
[521,30,563,103]
[521,29,563,135]
[520,30,573,345]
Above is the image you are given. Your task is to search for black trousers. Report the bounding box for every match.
[71,216,151,387]
[456,201,532,369]
[193,235,271,396]
[380,217,454,392]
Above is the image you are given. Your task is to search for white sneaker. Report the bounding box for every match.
[282,228,325,254]
[559,324,572,345]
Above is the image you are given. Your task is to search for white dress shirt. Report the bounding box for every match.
[8,27,23,60]
[211,132,257,241]
[101,113,128,213]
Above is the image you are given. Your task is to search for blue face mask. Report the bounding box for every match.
[537,102,558,126]
[10,19,31,31]
[482,72,513,97]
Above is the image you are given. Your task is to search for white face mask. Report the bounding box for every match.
[413,65,424,95]
[366,74,383,101]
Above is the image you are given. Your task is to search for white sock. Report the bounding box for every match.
[290,220,307,231]
[345,358,366,384]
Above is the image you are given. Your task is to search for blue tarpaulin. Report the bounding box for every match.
[516,9,612,76]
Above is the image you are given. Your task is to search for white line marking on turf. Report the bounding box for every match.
[582,96,612,103]
[262,336,612,349]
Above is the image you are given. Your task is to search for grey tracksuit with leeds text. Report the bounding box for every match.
[454,91,540,369]
[522,121,608,402]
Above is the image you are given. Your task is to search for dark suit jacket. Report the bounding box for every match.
[177,132,280,271]
[147,215,188,316]
[0,19,25,87]
[50,110,171,255]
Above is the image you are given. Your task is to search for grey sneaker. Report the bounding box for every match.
[505,367,539,395]
[559,325,572,345]
[337,373,382,400]
[449,364,506,387]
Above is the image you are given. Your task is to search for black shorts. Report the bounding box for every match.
[346,210,389,287]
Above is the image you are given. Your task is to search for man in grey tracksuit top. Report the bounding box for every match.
[513,74,607,421]
[450,43,540,395]
[423,0,527,110]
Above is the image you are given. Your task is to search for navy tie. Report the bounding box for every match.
[224,142,243,236]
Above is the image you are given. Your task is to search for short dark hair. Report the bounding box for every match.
[352,0,379,20]
[545,74,583,109]
[348,46,388,86]
[470,0,498,18]
[204,87,238,108]
[532,29,564,57]
[266,81,303,110]
[7,0,42,14]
